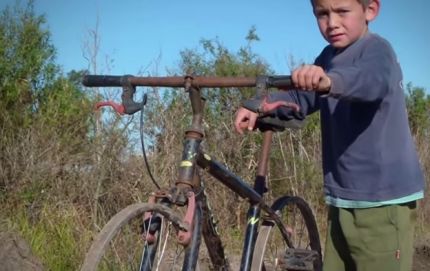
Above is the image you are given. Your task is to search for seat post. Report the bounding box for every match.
[254,130,273,195]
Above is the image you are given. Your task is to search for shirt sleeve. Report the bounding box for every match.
[327,38,398,102]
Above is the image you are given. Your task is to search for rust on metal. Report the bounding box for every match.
[129,76,256,88]
[177,191,196,245]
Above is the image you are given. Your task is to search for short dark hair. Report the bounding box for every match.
[310,0,370,8]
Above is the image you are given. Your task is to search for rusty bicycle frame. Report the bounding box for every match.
[82,74,318,271]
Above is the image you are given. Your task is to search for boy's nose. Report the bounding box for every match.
[328,14,339,28]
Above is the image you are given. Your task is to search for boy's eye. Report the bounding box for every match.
[315,10,329,18]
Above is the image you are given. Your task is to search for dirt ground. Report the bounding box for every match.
[0,232,44,271]
[413,241,430,271]
[225,247,430,270]
[0,231,429,270]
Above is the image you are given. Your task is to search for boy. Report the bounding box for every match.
[234,0,425,270]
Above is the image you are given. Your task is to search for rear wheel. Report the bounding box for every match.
[251,196,322,271]
[80,203,204,271]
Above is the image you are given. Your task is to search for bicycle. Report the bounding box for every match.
[80,74,322,271]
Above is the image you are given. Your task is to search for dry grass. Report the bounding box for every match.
[0,100,428,270]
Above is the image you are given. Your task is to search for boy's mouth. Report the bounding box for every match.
[329,33,345,42]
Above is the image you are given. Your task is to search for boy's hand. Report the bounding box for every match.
[234,107,258,135]
[292,64,331,92]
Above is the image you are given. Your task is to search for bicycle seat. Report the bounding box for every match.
[256,114,305,132]
[242,96,306,132]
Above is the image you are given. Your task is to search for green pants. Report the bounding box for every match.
[323,202,417,271]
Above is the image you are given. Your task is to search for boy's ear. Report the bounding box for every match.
[365,0,380,22]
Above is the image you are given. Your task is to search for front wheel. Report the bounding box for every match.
[80,203,203,271]
[251,196,322,271]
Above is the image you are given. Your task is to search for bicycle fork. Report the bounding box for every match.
[142,191,197,245]
[140,190,202,271]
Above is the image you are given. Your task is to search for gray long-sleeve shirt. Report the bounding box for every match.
[271,33,424,201]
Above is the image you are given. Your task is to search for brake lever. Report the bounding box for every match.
[94,75,147,115]
[95,101,125,115]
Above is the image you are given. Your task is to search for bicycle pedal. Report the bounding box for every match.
[279,248,318,271]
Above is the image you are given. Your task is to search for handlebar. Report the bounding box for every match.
[82,74,295,115]
[82,74,293,89]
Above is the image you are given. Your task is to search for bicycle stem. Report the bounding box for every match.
[187,77,206,135]
[176,78,206,189]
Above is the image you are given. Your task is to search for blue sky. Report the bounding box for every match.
[2,0,430,91]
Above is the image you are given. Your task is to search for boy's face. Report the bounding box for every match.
[312,0,378,49]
